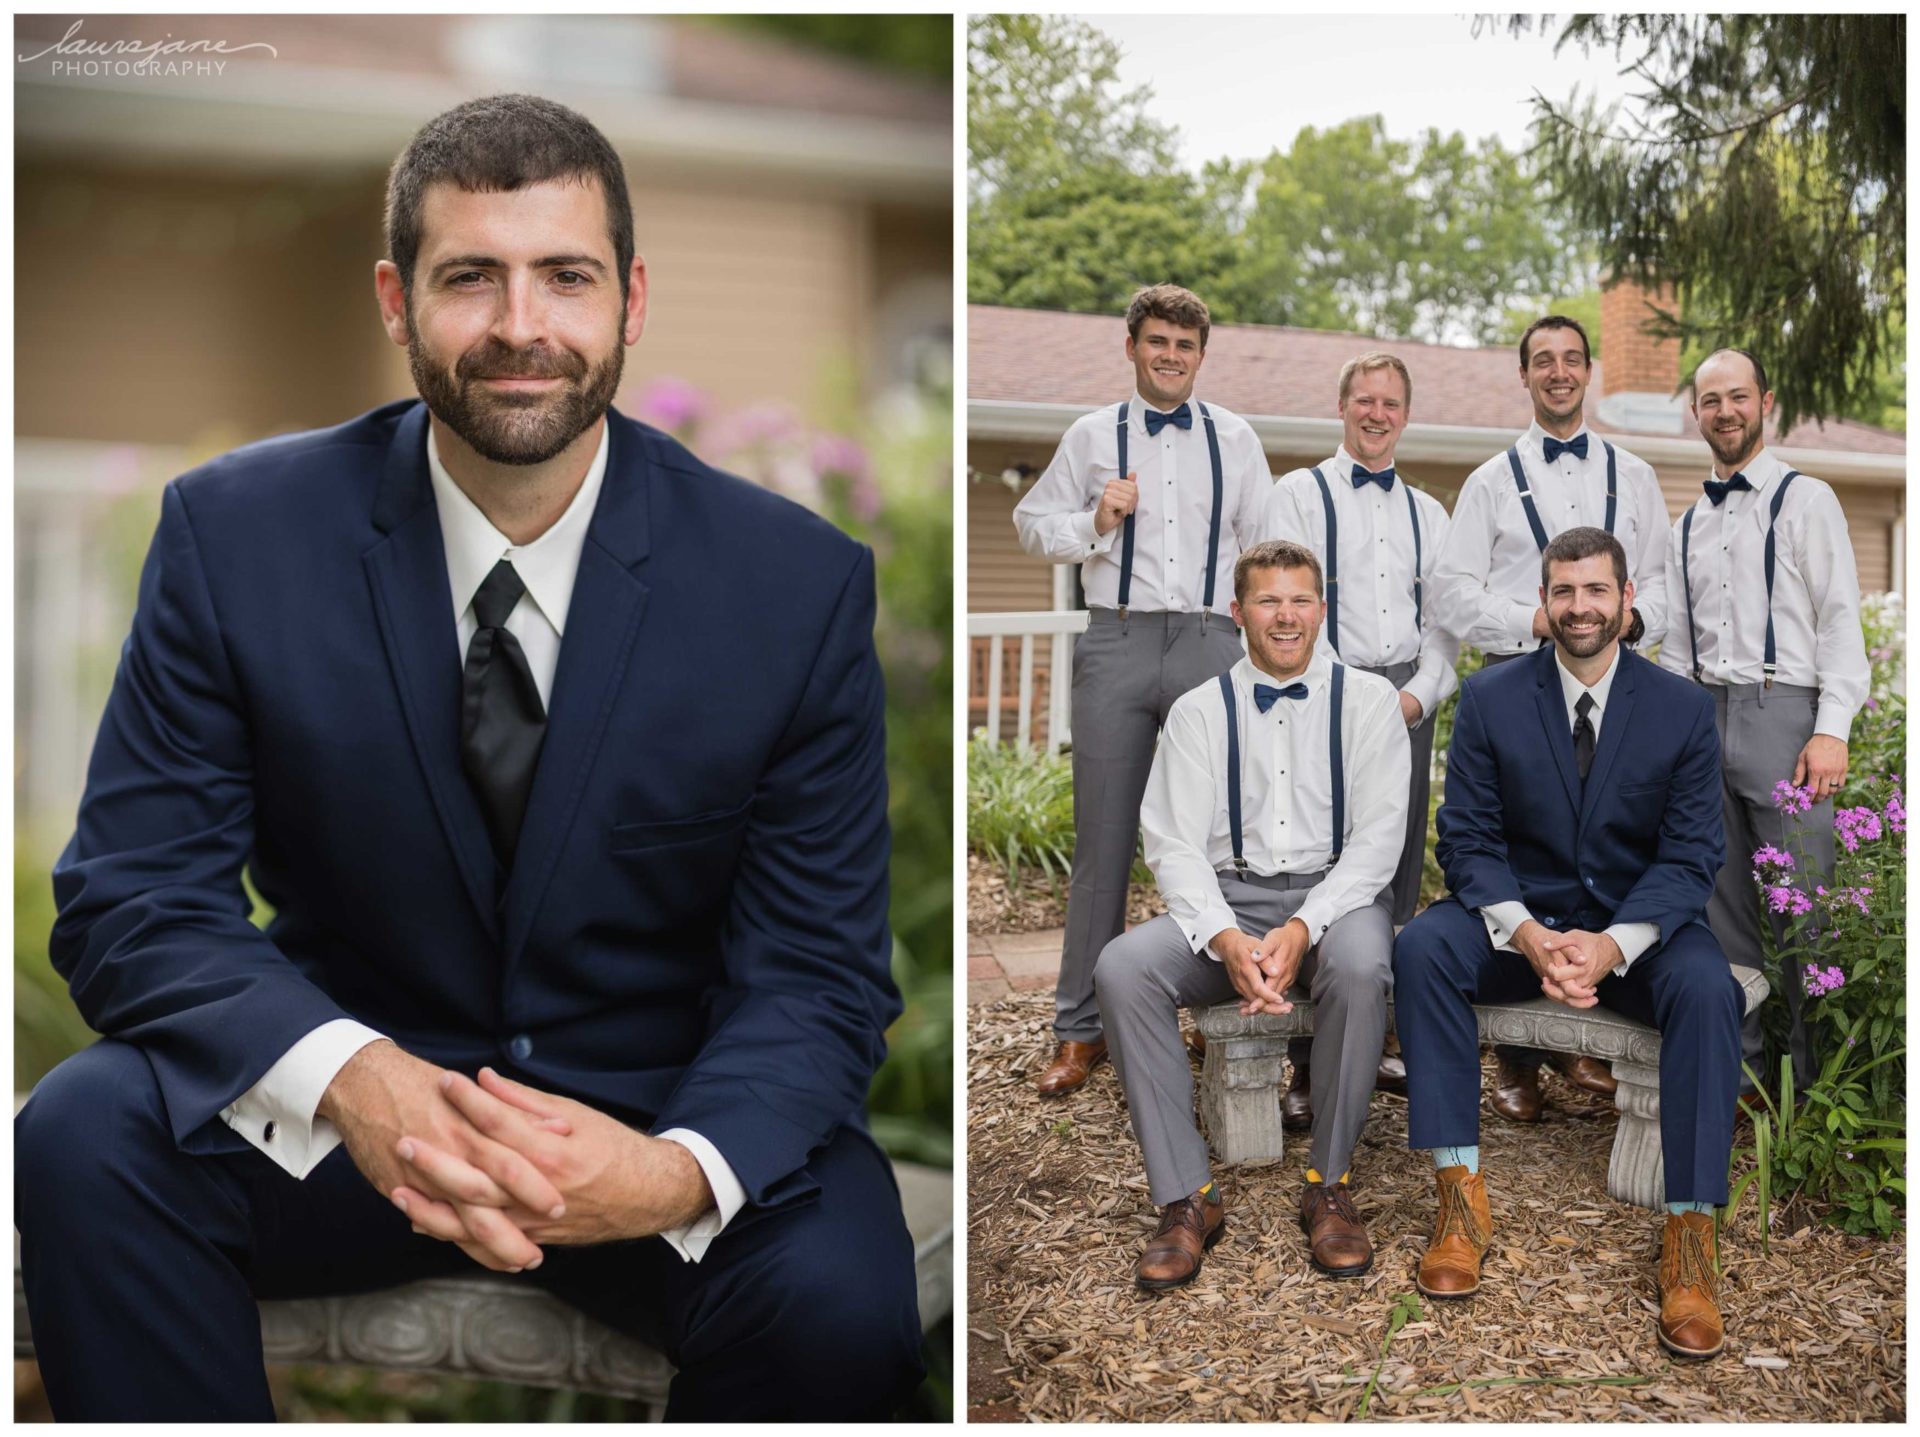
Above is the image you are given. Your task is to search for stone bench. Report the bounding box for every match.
[14,1159,951,1418]
[1193,967,1767,1209]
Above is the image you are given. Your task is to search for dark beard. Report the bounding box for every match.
[1705,418,1761,470]
[1548,601,1624,658]
[409,329,623,467]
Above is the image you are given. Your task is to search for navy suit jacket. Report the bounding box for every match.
[1435,644,1724,945]
[50,400,898,1213]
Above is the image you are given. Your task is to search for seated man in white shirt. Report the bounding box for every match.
[1093,541,1410,1289]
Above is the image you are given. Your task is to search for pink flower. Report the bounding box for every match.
[1751,844,1795,872]
[1802,964,1846,998]
[632,377,709,433]
[1886,789,1906,836]
[1772,780,1814,816]
[1765,885,1814,917]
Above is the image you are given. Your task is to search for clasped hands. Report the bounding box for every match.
[1214,917,1312,1016]
[1511,920,1620,1008]
[320,1041,712,1273]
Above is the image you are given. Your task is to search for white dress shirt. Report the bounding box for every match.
[1478,645,1661,977]
[221,420,744,1262]
[1258,447,1461,719]
[1431,422,1670,655]
[1142,651,1410,957]
[1656,448,1869,741]
[1012,393,1271,616]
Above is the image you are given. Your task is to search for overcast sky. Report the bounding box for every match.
[1078,13,1649,167]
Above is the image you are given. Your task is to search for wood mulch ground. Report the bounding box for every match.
[967,854,1162,936]
[968,991,1906,1423]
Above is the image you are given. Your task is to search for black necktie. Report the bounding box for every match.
[1143,402,1193,436]
[461,560,547,868]
[1543,433,1589,464]
[1253,681,1310,713]
[1703,472,1753,506]
[1573,692,1596,782]
[1350,463,1395,491]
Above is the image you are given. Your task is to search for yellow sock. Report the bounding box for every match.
[1305,1169,1351,1185]
[1195,1179,1218,1202]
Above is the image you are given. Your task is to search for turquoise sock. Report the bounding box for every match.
[1433,1145,1479,1173]
[1666,1200,1712,1214]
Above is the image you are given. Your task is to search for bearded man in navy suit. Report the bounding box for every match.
[15,94,922,1421]
[1393,526,1743,1360]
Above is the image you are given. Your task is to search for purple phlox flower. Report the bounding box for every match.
[1886,789,1906,835]
[1802,963,1846,997]
[1866,697,1880,711]
[1765,885,1814,917]
[1751,844,1795,872]
[700,402,805,463]
[1834,806,1883,854]
[1772,780,1814,816]
[811,433,883,522]
[631,376,710,433]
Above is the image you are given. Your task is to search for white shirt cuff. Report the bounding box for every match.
[1075,509,1116,556]
[219,1018,387,1179]
[1603,922,1661,977]
[1814,699,1856,743]
[1482,901,1535,952]
[653,1129,745,1263]
[1190,906,1239,960]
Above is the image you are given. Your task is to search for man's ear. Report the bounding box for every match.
[374,260,410,348]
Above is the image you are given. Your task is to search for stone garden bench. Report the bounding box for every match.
[1193,967,1767,1209]
[14,1159,951,1418]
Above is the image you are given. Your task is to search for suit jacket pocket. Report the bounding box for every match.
[610,797,753,854]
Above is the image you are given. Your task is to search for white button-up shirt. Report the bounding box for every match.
[1657,448,1869,741]
[220,420,744,1262]
[1258,447,1461,720]
[1479,645,1660,976]
[1142,651,1410,957]
[1013,393,1271,616]
[1431,422,1670,655]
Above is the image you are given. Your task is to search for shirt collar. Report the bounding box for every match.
[1132,391,1197,422]
[1334,444,1396,486]
[426,420,609,636]
[1525,418,1592,455]
[1555,640,1622,718]
[1716,445,1786,497]
[1238,646,1333,701]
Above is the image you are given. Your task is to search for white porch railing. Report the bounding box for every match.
[965,609,1088,752]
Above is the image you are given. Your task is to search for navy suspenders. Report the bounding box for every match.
[1220,665,1348,876]
[1113,400,1225,619]
[1312,466,1423,655]
[1682,470,1800,688]
[1506,438,1616,550]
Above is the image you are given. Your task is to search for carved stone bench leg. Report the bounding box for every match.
[1198,1038,1289,1165]
[1607,1058,1664,1209]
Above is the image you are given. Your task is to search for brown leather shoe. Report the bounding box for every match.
[1300,1183,1372,1278]
[1416,1165,1492,1299]
[1656,1211,1725,1359]
[1035,1038,1107,1096]
[1548,1053,1618,1097]
[1489,1057,1544,1122]
[1282,1062,1312,1132]
[1134,1190,1227,1291]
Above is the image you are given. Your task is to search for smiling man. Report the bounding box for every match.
[1661,348,1869,1098]
[1094,541,1409,1287]
[15,95,921,1421]
[1393,526,1741,1359]
[1012,285,1270,1096]
[1428,313,1674,1119]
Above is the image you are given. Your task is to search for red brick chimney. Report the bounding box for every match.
[1596,275,1686,432]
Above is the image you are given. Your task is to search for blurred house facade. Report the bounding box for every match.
[15,14,951,833]
[967,286,1905,740]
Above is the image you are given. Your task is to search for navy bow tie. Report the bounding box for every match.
[1703,472,1754,507]
[1253,681,1309,713]
[1143,402,1193,436]
[1350,463,1395,491]
[1542,433,1589,464]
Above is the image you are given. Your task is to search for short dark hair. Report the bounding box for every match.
[1689,347,1770,401]
[1125,284,1211,350]
[1541,525,1628,591]
[386,94,635,300]
[1519,314,1592,369]
[1235,539,1324,603]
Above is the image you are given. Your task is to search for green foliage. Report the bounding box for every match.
[1506,13,1905,430]
[715,14,950,82]
[966,733,1076,888]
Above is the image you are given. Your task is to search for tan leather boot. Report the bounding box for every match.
[1134,1189,1227,1291]
[1656,1211,1725,1359]
[1416,1164,1492,1299]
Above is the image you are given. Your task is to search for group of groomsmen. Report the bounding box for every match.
[1011,284,1869,1359]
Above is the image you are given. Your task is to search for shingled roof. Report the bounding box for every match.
[969,305,1905,456]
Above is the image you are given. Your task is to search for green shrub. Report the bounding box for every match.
[966,732,1076,888]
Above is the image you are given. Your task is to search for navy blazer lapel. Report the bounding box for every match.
[499,415,653,965]
[362,404,501,942]
[1578,649,1637,834]
[1531,647,1583,814]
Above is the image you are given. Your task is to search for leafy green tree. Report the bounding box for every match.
[716,15,950,81]
[1502,14,1905,429]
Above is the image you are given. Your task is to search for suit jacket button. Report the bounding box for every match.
[509,1034,533,1061]
[1585,877,1595,887]
[1544,917,1557,927]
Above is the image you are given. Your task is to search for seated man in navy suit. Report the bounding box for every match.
[1393,526,1742,1360]
[15,94,922,1420]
